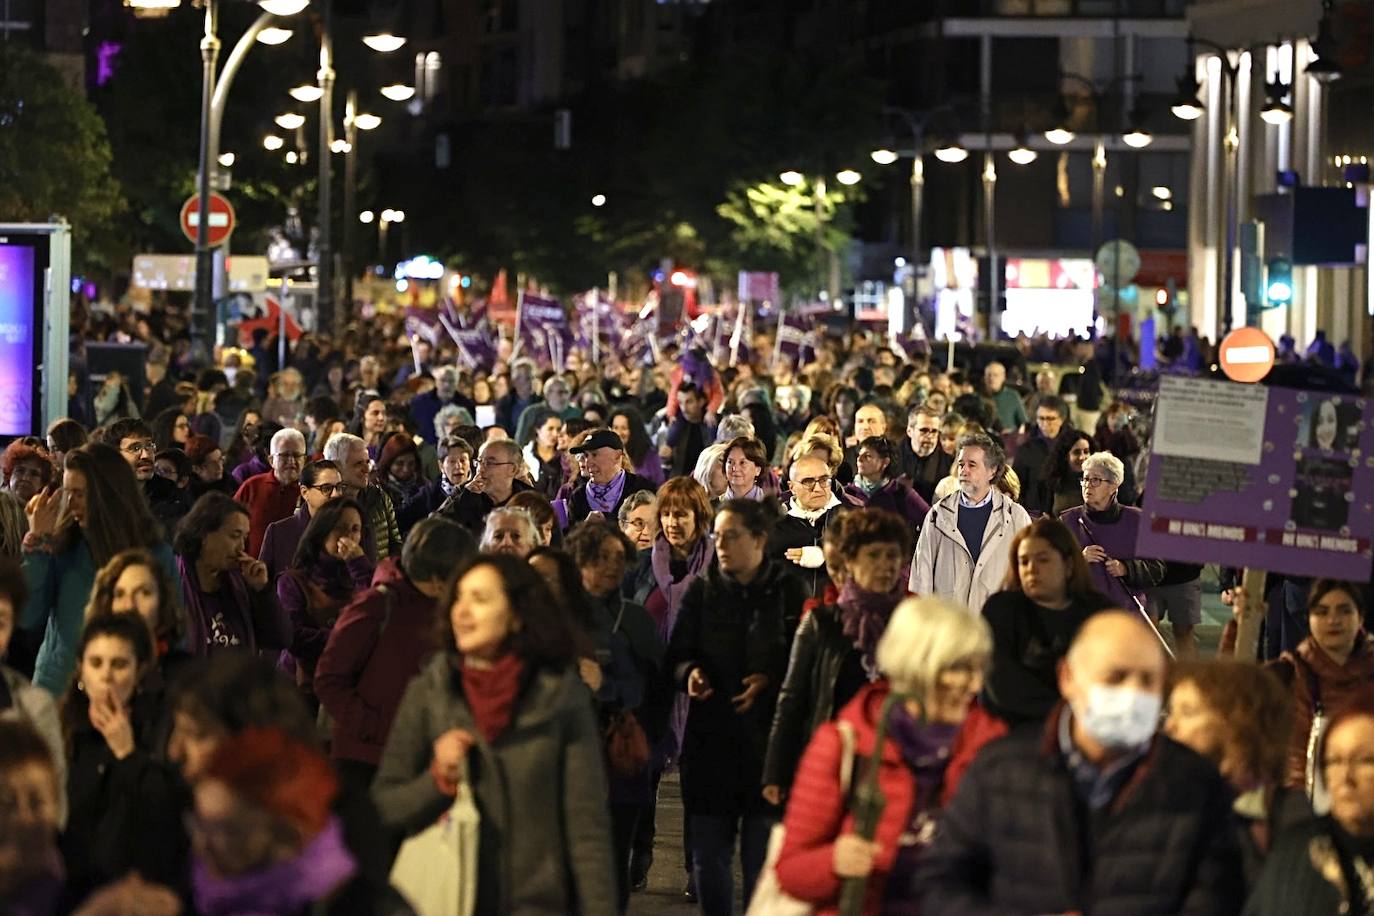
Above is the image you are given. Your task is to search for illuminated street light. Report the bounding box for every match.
[289,84,324,103]
[256,27,293,45]
[870,148,899,165]
[1152,186,1172,200]
[285,150,299,164]
[218,152,236,167]
[779,170,805,187]
[1121,126,1153,149]
[331,139,352,153]
[1007,140,1037,165]
[362,32,406,52]
[1261,84,1294,125]
[1044,125,1076,145]
[835,169,862,186]
[359,210,375,224]
[258,0,309,14]
[933,142,969,164]
[353,113,382,131]
[263,134,285,150]
[126,0,180,14]
[591,194,607,207]
[380,84,416,102]
[274,112,306,130]
[390,210,405,223]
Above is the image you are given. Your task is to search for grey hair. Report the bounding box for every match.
[715,414,757,444]
[876,596,992,702]
[322,431,367,463]
[269,427,306,456]
[478,437,527,476]
[954,431,1006,475]
[617,489,657,525]
[692,442,729,492]
[480,506,542,550]
[1081,451,1124,485]
[433,404,473,441]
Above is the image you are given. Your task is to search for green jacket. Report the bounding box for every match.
[360,484,402,561]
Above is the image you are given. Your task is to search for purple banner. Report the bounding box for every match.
[1138,376,1374,580]
[0,245,36,436]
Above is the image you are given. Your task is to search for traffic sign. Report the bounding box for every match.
[1219,326,1276,383]
[180,191,236,247]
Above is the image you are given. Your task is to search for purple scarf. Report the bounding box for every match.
[587,470,627,514]
[650,533,714,644]
[192,816,357,916]
[838,580,906,678]
[178,554,255,655]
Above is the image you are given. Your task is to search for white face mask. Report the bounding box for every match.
[1073,683,1161,750]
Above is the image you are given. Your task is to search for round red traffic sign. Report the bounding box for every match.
[180,191,236,247]
[1219,326,1275,383]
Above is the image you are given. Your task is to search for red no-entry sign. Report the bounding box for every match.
[180,191,236,247]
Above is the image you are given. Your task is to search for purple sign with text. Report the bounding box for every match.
[1138,376,1374,581]
[0,245,36,436]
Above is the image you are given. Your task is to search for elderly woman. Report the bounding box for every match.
[692,442,729,502]
[1268,579,1374,794]
[721,436,774,503]
[1059,451,1165,619]
[1164,659,1309,884]
[763,510,912,800]
[844,436,929,538]
[772,596,991,915]
[480,506,543,557]
[373,554,617,915]
[1247,699,1374,915]
[618,490,658,553]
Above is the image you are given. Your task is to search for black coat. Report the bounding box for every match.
[566,472,655,529]
[770,502,848,599]
[898,441,953,505]
[666,559,803,817]
[762,602,867,790]
[436,479,535,534]
[1011,431,1063,517]
[396,477,448,536]
[1244,816,1368,916]
[916,716,1245,916]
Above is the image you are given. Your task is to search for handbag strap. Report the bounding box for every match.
[837,720,857,795]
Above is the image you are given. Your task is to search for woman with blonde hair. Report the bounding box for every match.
[770,596,991,914]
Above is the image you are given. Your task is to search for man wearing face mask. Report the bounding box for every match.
[917,611,1244,915]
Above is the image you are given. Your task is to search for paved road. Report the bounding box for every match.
[627,775,707,915]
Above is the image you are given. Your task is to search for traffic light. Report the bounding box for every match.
[1265,257,1294,305]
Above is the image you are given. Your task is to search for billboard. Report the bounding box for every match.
[0,239,44,436]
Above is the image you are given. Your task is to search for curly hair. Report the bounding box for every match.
[2,440,54,487]
[1168,659,1293,786]
[833,508,911,561]
[84,548,187,647]
[438,554,580,670]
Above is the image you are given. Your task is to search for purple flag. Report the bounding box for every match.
[774,312,818,366]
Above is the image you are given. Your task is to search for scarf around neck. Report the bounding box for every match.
[838,579,906,678]
[587,470,627,514]
[192,816,357,916]
[788,491,841,525]
[650,534,715,642]
[460,652,527,743]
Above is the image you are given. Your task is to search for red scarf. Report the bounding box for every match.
[460,653,526,743]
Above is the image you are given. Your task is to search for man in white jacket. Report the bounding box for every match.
[909,431,1031,612]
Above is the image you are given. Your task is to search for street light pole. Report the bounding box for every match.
[342,89,357,312]
[316,0,335,334]
[193,0,221,363]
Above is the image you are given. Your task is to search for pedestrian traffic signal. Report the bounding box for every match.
[1265,257,1293,305]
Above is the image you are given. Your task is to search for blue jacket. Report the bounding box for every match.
[21,536,179,695]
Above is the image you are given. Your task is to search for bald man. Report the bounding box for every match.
[773,455,848,599]
[916,612,1244,915]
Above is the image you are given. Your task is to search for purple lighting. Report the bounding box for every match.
[96,41,123,87]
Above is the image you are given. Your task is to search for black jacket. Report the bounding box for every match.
[1244,816,1367,916]
[898,441,953,505]
[770,501,848,599]
[566,472,655,529]
[396,477,449,536]
[666,558,803,817]
[1012,431,1064,517]
[436,479,535,534]
[762,602,866,790]
[144,474,192,534]
[916,715,1245,916]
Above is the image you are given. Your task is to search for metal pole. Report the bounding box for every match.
[193,0,221,365]
[1091,138,1107,251]
[813,176,826,300]
[379,218,389,267]
[910,150,924,273]
[316,0,335,334]
[341,90,358,319]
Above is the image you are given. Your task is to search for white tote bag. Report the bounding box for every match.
[745,722,857,916]
[390,780,481,916]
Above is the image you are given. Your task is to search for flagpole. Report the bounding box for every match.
[772,305,785,368]
[511,289,525,361]
[591,289,600,367]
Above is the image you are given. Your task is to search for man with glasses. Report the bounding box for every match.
[436,437,536,533]
[563,429,655,529]
[397,435,473,536]
[100,417,190,529]
[773,455,848,598]
[899,403,952,504]
[323,432,402,561]
[258,458,349,586]
[1012,394,1072,516]
[910,431,1031,610]
[235,428,310,558]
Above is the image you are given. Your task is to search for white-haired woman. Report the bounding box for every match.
[480,506,543,558]
[692,442,730,503]
[770,596,991,915]
[436,437,536,534]
[1059,451,1165,617]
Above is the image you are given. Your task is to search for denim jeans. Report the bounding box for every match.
[688,813,773,916]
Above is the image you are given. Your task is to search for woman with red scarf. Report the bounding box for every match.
[373,554,617,914]
[763,509,912,803]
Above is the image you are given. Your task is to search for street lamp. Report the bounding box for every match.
[359,210,374,223]
[869,148,899,165]
[1170,74,1205,120]
[263,134,284,150]
[330,138,351,153]
[934,141,969,163]
[380,84,416,101]
[779,170,805,187]
[353,112,382,130]
[1307,0,1343,83]
[256,27,293,45]
[362,32,406,52]
[835,169,862,186]
[1044,125,1076,145]
[217,151,235,167]
[591,194,607,207]
[259,0,308,13]
[274,112,306,129]
[1007,134,1037,165]
[289,83,323,102]
[1121,124,1154,148]
[1260,83,1294,125]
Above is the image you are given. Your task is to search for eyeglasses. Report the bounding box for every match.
[120,441,156,456]
[476,458,514,469]
[307,483,341,497]
[273,452,306,462]
[1323,755,1374,774]
[1081,476,1113,488]
[913,427,940,436]
[795,475,832,491]
[623,519,653,531]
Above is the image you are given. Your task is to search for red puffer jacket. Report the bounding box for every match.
[774,681,964,915]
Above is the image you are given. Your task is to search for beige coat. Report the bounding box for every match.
[909,489,1032,612]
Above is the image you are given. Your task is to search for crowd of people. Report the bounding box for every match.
[0,299,1371,915]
